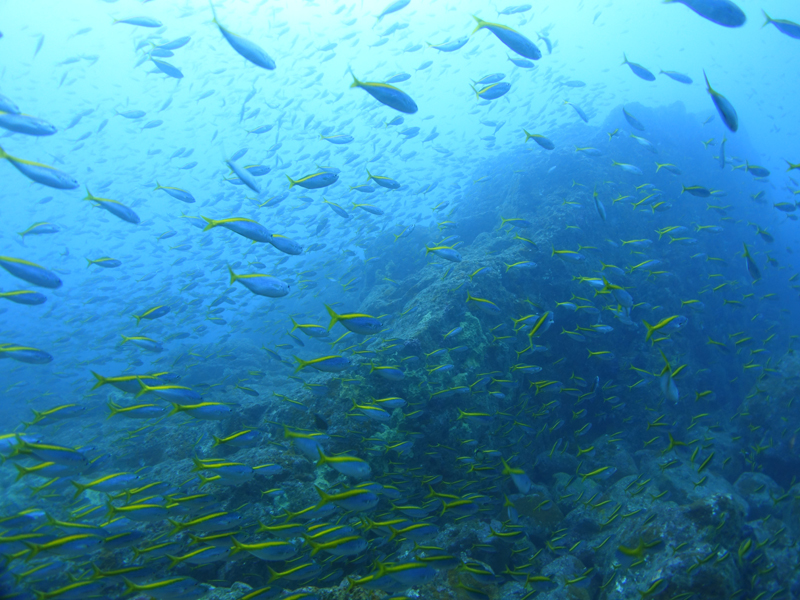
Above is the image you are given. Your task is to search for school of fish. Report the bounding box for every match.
[1,1,800,600]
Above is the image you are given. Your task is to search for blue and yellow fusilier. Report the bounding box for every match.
[268,233,303,255]
[0,344,53,364]
[350,73,418,114]
[325,304,382,335]
[0,256,62,288]
[294,354,352,374]
[471,16,541,60]
[84,188,140,224]
[202,216,271,243]
[523,130,555,149]
[286,171,339,189]
[366,168,400,189]
[0,290,47,305]
[210,1,275,69]
[86,257,121,269]
[703,70,738,132]
[18,222,60,240]
[470,82,511,101]
[0,145,79,189]
[228,264,289,298]
[132,305,170,325]
[154,182,195,203]
[0,111,57,136]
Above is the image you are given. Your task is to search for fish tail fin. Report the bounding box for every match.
[227,537,249,556]
[762,10,772,27]
[680,185,686,194]
[349,72,361,88]
[71,480,87,500]
[469,84,479,99]
[201,216,216,231]
[621,52,627,65]
[153,180,162,190]
[13,463,31,482]
[106,401,120,419]
[83,186,93,201]
[23,542,42,562]
[133,313,142,325]
[315,446,328,466]
[167,518,184,536]
[167,403,182,418]
[289,317,300,332]
[293,355,308,374]
[85,258,93,268]
[191,456,205,472]
[286,174,296,188]
[643,320,654,342]
[0,145,7,160]
[325,303,339,331]
[166,554,183,570]
[313,484,330,507]
[393,233,401,242]
[134,379,152,399]
[655,163,663,172]
[505,264,512,273]
[522,129,531,141]
[227,263,238,285]
[471,15,486,34]
[90,370,108,390]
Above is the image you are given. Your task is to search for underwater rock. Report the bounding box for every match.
[733,471,782,519]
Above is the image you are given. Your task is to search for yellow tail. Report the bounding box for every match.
[227,264,238,285]
[71,480,88,500]
[325,304,340,331]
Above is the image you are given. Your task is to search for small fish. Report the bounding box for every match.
[350,73,418,114]
[0,145,79,189]
[151,59,183,79]
[611,160,643,175]
[564,101,588,123]
[659,70,693,84]
[113,16,162,27]
[428,36,469,52]
[664,0,746,28]
[742,243,760,280]
[762,11,800,38]
[472,16,541,60]
[523,130,554,149]
[623,107,645,131]
[210,3,275,69]
[622,53,655,81]
[376,0,410,22]
[704,70,738,132]
[471,82,511,100]
[0,256,61,288]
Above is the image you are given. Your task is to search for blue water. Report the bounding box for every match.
[2,1,800,599]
